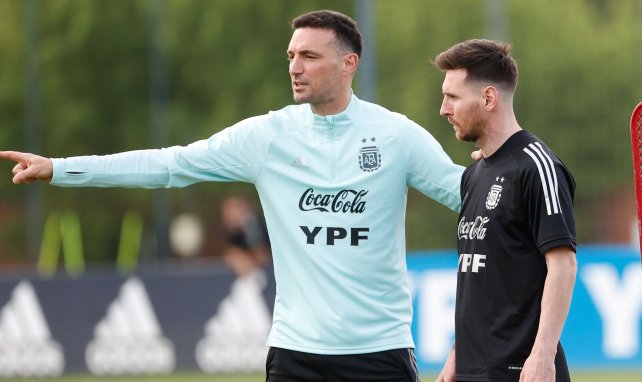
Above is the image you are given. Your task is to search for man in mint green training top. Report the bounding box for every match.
[0,10,463,381]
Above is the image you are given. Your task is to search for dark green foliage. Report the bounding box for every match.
[0,0,638,263]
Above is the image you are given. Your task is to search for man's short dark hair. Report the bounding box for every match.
[434,39,518,93]
[292,10,362,57]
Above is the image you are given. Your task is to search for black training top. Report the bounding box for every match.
[455,130,576,381]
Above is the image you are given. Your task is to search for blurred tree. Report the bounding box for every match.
[0,0,639,264]
[375,0,640,247]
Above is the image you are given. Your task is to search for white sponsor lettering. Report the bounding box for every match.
[196,270,271,373]
[581,264,642,358]
[458,253,486,273]
[85,277,175,375]
[458,216,489,240]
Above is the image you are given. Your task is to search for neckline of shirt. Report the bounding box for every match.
[481,130,531,167]
[307,92,360,127]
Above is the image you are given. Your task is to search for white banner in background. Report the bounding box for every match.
[408,247,642,371]
[581,263,642,358]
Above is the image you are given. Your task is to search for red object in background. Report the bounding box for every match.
[630,102,642,262]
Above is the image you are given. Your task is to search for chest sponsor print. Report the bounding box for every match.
[458,216,489,240]
[298,188,367,213]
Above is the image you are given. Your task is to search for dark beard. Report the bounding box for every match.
[459,129,480,143]
[458,117,485,143]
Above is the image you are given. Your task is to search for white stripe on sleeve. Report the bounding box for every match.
[523,143,561,216]
[534,142,561,213]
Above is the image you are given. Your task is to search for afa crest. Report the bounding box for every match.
[359,146,381,172]
[485,184,503,210]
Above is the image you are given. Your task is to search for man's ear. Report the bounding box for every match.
[344,52,359,75]
[482,86,499,111]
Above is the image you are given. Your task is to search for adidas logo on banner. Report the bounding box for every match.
[196,270,272,373]
[0,280,65,377]
[85,277,175,375]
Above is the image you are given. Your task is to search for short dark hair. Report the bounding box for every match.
[434,39,518,93]
[291,10,362,57]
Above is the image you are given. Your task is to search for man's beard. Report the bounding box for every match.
[456,121,483,143]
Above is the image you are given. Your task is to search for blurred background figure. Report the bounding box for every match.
[195,196,273,374]
[219,196,271,278]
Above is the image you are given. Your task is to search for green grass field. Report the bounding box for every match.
[2,370,642,382]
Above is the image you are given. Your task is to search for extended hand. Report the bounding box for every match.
[0,151,53,184]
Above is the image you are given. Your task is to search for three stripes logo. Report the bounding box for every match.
[196,270,271,373]
[85,277,175,375]
[0,275,272,376]
[0,281,64,377]
[523,142,562,216]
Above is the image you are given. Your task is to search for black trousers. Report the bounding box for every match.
[266,347,420,382]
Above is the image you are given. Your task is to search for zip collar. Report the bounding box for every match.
[307,92,360,128]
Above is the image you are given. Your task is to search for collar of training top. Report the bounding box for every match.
[308,91,359,127]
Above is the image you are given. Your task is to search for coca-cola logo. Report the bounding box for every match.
[298,188,367,213]
[458,216,489,240]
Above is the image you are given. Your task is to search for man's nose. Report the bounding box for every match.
[289,57,302,75]
[439,100,451,117]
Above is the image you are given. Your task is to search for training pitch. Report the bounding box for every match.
[2,370,642,382]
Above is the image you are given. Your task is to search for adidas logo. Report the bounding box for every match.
[290,156,309,169]
[0,280,65,377]
[196,270,271,373]
[85,277,175,375]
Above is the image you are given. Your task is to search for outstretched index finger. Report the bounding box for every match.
[0,151,29,163]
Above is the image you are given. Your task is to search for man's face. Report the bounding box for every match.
[287,28,347,114]
[440,69,486,143]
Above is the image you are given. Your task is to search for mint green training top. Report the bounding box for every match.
[51,94,464,355]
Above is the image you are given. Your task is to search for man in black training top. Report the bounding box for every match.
[433,39,577,382]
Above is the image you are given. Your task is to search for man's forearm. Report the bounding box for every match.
[51,150,172,188]
[531,246,577,356]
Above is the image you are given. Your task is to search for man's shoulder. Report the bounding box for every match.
[229,104,308,134]
[498,131,557,168]
[357,98,413,123]
[502,131,574,191]
[520,136,566,171]
[506,130,552,154]
[274,102,309,115]
[260,103,308,124]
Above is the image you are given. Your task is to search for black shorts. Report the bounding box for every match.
[266,347,420,382]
